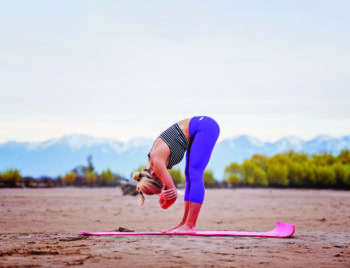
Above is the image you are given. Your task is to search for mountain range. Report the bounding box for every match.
[0,135,349,180]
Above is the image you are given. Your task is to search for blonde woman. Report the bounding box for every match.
[133,116,220,233]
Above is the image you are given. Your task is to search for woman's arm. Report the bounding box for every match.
[152,158,176,189]
[149,144,177,209]
[152,158,177,209]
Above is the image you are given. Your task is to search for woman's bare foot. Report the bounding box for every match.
[167,224,196,234]
[162,224,184,233]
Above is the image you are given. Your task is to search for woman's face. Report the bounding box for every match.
[153,170,159,179]
[149,169,157,179]
[139,169,163,195]
[142,167,157,180]
[147,158,157,179]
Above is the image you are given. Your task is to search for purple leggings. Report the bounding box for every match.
[184,116,220,203]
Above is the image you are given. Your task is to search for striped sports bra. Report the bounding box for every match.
[148,123,189,169]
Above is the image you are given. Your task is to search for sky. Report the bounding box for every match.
[0,0,349,143]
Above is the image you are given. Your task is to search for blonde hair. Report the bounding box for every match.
[132,169,162,207]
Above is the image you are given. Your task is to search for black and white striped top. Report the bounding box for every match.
[148,123,189,169]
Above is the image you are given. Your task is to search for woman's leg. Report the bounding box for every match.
[163,201,189,232]
[170,117,220,232]
[184,141,192,203]
[180,145,192,224]
[187,118,220,204]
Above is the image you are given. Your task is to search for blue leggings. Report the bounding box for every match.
[184,116,220,203]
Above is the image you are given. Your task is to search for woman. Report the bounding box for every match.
[132,116,220,233]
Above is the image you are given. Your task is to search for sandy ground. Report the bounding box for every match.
[0,188,349,267]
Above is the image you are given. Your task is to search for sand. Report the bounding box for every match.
[0,188,349,267]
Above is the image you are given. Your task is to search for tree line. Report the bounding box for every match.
[0,156,123,188]
[224,149,350,189]
[1,150,350,189]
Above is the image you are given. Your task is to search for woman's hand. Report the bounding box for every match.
[159,196,176,209]
[159,186,177,209]
[160,187,177,200]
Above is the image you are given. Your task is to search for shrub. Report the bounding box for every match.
[267,163,289,186]
[0,169,21,187]
[86,171,97,185]
[100,169,114,185]
[203,169,216,187]
[63,172,76,185]
[168,168,185,185]
[224,162,242,185]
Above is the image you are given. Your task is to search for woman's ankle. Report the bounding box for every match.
[184,222,196,229]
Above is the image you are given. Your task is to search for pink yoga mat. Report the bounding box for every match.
[80,221,295,238]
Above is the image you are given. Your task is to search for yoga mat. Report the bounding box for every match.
[80,221,295,238]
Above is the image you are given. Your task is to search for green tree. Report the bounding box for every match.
[253,166,268,186]
[342,165,350,187]
[240,160,256,185]
[312,152,335,166]
[86,171,97,185]
[224,162,241,185]
[315,166,336,187]
[267,163,289,186]
[71,155,95,175]
[0,169,21,187]
[267,154,290,186]
[222,150,350,189]
[337,149,350,164]
[288,162,306,186]
[332,163,349,186]
[168,168,185,185]
[271,153,290,165]
[63,172,76,185]
[226,173,241,185]
[100,169,115,185]
[240,160,268,186]
[250,154,269,171]
[203,169,216,187]
[86,155,94,172]
[303,163,317,186]
[285,150,308,163]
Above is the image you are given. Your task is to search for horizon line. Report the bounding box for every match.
[1,133,349,145]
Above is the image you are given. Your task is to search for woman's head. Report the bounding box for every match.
[132,169,163,207]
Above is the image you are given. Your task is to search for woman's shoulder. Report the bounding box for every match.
[150,138,170,160]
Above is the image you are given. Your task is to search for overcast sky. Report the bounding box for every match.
[1,0,349,143]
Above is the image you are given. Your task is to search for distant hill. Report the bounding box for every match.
[0,134,349,180]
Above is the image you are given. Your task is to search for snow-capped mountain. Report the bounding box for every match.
[274,136,304,152]
[0,135,349,180]
[0,135,153,179]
